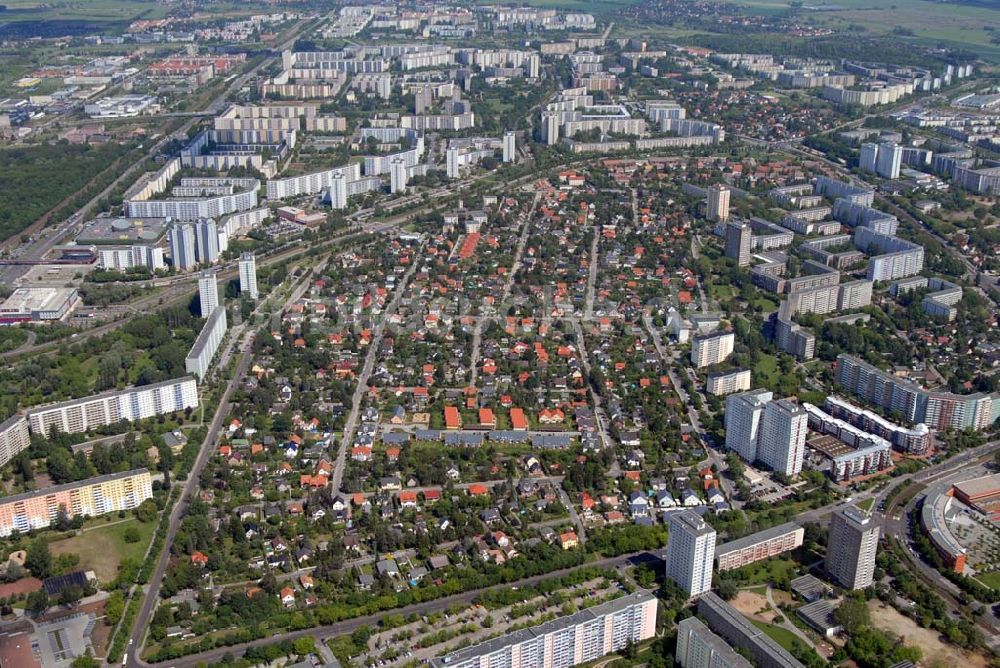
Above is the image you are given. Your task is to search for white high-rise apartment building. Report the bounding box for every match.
[666,509,716,597]
[446,146,461,178]
[859,143,879,173]
[503,131,516,163]
[876,142,902,180]
[185,306,228,381]
[826,504,880,589]
[169,223,197,271]
[707,369,752,396]
[198,271,219,317]
[194,218,220,264]
[390,158,408,194]
[757,399,808,476]
[707,184,731,222]
[543,112,560,145]
[723,221,751,266]
[724,389,773,464]
[239,252,258,299]
[691,331,735,368]
[329,170,348,210]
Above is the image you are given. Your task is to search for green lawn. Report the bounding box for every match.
[49,517,157,583]
[976,571,1000,590]
[709,284,735,299]
[856,498,874,511]
[732,556,801,586]
[749,618,823,664]
[753,354,779,386]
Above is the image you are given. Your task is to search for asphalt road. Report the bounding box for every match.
[121,336,257,668]
[137,550,664,668]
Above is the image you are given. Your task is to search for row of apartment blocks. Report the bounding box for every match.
[837,354,1000,432]
[715,522,804,572]
[891,276,963,322]
[823,395,931,454]
[430,590,657,668]
[0,377,197,489]
[0,469,153,537]
[125,158,260,221]
[802,403,894,481]
[26,376,199,437]
[185,306,228,380]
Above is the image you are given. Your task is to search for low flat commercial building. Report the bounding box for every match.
[697,593,804,668]
[27,377,198,437]
[0,288,79,323]
[715,522,804,572]
[430,590,657,668]
[84,94,158,118]
[952,474,1000,514]
[0,469,152,536]
[920,485,967,573]
[796,601,840,638]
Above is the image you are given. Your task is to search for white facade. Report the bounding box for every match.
[198,271,219,317]
[758,399,808,476]
[691,331,735,368]
[707,369,752,396]
[127,178,259,220]
[876,142,902,179]
[267,163,361,199]
[431,591,657,668]
[503,131,516,163]
[329,170,348,209]
[707,184,731,223]
[194,218,220,265]
[826,504,880,589]
[0,416,30,470]
[725,389,773,464]
[239,252,259,299]
[446,146,461,178]
[98,245,165,272]
[390,158,408,194]
[666,510,716,597]
[185,306,228,381]
[169,223,197,271]
[27,377,199,436]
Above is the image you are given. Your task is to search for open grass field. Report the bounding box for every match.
[49,517,156,583]
[0,0,258,38]
[725,0,1000,60]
